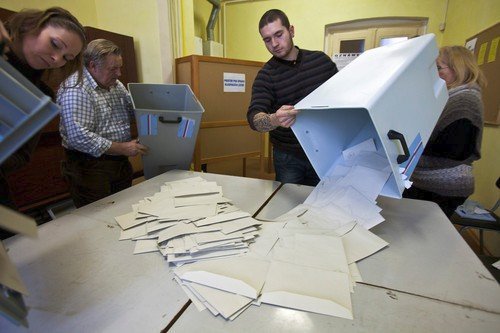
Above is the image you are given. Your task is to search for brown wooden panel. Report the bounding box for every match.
[198,61,260,122]
[6,134,68,210]
[200,126,261,159]
[176,62,192,86]
[466,23,500,125]
[175,55,265,172]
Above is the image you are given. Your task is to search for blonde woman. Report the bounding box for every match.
[404,46,486,217]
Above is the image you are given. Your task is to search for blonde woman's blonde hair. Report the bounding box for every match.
[439,46,487,89]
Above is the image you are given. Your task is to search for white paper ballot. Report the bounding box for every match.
[195,211,251,227]
[119,223,147,240]
[338,223,389,264]
[157,223,222,244]
[189,282,253,319]
[174,256,270,299]
[260,260,353,319]
[336,165,391,202]
[133,239,159,254]
[114,211,140,230]
[342,138,377,161]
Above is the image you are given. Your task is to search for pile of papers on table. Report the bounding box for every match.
[174,218,388,320]
[114,177,261,264]
[172,139,392,320]
[114,138,393,321]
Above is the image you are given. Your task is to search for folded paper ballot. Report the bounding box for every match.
[260,260,353,319]
[133,239,159,254]
[188,282,254,319]
[336,223,389,264]
[194,211,251,227]
[174,194,232,207]
[174,256,271,299]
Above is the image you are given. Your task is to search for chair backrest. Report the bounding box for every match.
[492,177,500,212]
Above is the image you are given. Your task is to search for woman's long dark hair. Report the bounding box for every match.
[6,6,86,82]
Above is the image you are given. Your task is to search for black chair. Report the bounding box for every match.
[450,177,500,282]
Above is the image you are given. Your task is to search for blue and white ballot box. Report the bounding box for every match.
[293,34,448,198]
[0,57,59,165]
[128,84,204,179]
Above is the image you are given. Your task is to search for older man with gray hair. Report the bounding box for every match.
[58,38,148,208]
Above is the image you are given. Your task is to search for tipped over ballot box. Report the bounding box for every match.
[293,34,448,198]
[128,84,204,179]
[0,57,59,165]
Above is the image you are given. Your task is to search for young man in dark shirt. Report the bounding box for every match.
[247,9,338,186]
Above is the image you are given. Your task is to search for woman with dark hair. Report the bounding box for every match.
[404,46,487,217]
[0,7,86,211]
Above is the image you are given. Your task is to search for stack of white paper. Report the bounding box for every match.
[114,177,262,264]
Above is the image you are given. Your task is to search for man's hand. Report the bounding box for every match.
[272,105,299,128]
[252,105,300,132]
[108,139,149,157]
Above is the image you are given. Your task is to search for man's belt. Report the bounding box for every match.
[64,149,128,162]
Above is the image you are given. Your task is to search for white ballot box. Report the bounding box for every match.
[0,57,59,165]
[293,34,448,198]
[128,84,204,179]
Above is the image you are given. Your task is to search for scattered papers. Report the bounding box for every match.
[258,219,385,318]
[172,210,388,322]
[114,144,392,323]
[305,138,391,230]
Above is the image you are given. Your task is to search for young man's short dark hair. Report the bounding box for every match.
[258,9,290,30]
